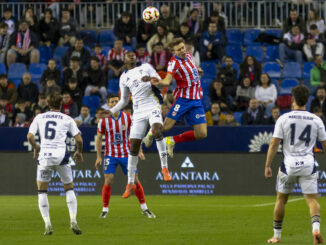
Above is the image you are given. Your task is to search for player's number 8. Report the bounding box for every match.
[174,104,180,112]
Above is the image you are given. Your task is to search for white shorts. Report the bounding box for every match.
[37,164,73,184]
[130,105,163,139]
[276,168,318,194]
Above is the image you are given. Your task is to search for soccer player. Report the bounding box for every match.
[95,94,155,218]
[106,51,171,198]
[265,85,326,244]
[27,93,83,235]
[143,37,207,157]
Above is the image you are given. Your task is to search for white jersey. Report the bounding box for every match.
[273,110,326,174]
[28,111,80,166]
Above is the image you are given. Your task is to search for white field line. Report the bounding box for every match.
[252,197,304,207]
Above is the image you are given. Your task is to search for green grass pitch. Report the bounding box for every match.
[0,195,325,245]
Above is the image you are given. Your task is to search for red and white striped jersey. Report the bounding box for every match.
[97,111,131,158]
[107,48,127,61]
[167,52,203,100]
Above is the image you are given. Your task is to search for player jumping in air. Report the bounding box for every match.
[27,93,83,235]
[143,37,207,157]
[106,51,171,198]
[265,85,326,244]
[95,94,155,218]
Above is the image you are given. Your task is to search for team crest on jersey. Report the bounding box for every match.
[172,111,177,116]
[114,133,122,142]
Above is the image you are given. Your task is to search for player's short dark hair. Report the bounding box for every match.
[291,85,310,107]
[168,37,184,50]
[47,93,62,109]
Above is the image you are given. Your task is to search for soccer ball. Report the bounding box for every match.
[142,6,160,24]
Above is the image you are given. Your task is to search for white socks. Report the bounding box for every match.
[38,192,51,227]
[140,203,148,212]
[273,228,282,239]
[66,189,77,224]
[155,138,168,169]
[127,154,138,184]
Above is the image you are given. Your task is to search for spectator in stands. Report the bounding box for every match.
[137,19,156,44]
[90,107,105,126]
[63,56,85,91]
[310,55,326,87]
[38,8,59,47]
[158,4,179,35]
[199,22,226,61]
[175,22,198,48]
[0,105,10,126]
[17,73,39,106]
[150,42,171,72]
[0,74,17,105]
[84,57,107,101]
[188,8,203,39]
[235,76,256,111]
[7,20,40,67]
[0,22,10,64]
[93,44,107,70]
[32,93,49,113]
[40,59,61,88]
[136,43,151,64]
[205,102,224,126]
[306,9,325,34]
[147,24,174,55]
[241,98,265,125]
[220,111,239,126]
[264,106,280,125]
[279,25,304,65]
[13,99,32,123]
[282,8,306,34]
[255,73,277,116]
[209,79,230,111]
[303,24,325,62]
[163,90,174,108]
[218,56,237,97]
[62,38,91,70]
[13,113,28,127]
[107,39,127,78]
[203,11,226,33]
[58,8,77,47]
[23,6,38,33]
[312,106,326,124]
[29,105,41,124]
[66,78,83,110]
[1,8,17,35]
[310,86,326,117]
[114,11,137,50]
[239,55,261,86]
[61,91,78,118]
[75,105,92,127]
[42,76,61,97]
[185,40,200,67]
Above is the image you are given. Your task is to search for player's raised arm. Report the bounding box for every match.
[110,83,130,114]
[265,137,281,178]
[95,132,103,169]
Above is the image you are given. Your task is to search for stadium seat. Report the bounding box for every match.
[201,77,213,94]
[29,63,47,89]
[243,29,261,46]
[123,45,133,51]
[226,45,243,64]
[107,78,120,95]
[82,95,101,116]
[265,45,279,62]
[79,30,98,46]
[303,62,315,79]
[221,62,239,78]
[306,95,314,111]
[262,62,281,79]
[302,79,315,95]
[8,63,27,87]
[282,62,302,79]
[233,111,243,125]
[271,79,280,95]
[265,29,282,38]
[245,45,264,63]
[280,78,299,94]
[102,46,111,58]
[38,46,52,64]
[200,61,217,79]
[201,96,211,111]
[226,29,242,45]
[0,63,6,75]
[84,46,92,54]
[53,46,69,65]
[99,30,116,47]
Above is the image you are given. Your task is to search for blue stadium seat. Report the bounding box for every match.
[29,63,47,89]
[265,45,280,62]
[306,95,314,111]
[53,46,69,65]
[302,79,315,95]
[262,62,281,79]
[282,62,302,79]
[107,78,120,95]
[226,29,242,45]
[79,29,98,46]
[201,96,211,111]
[245,45,264,63]
[226,45,243,64]
[280,78,299,94]
[221,62,239,78]
[8,63,27,87]
[38,46,52,64]
[123,45,133,51]
[101,46,111,58]
[303,62,315,79]
[0,63,6,75]
[271,79,280,95]
[201,77,213,94]
[99,30,116,47]
[265,29,282,38]
[233,111,243,125]
[200,61,217,79]
[243,29,261,46]
[82,96,101,116]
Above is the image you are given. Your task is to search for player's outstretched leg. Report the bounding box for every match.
[165,131,197,158]
[65,188,82,235]
[122,152,138,198]
[134,179,156,218]
[38,190,53,235]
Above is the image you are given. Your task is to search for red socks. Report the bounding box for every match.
[102,184,111,208]
[173,130,196,144]
[134,182,146,204]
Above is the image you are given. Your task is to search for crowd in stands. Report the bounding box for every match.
[1,4,326,128]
